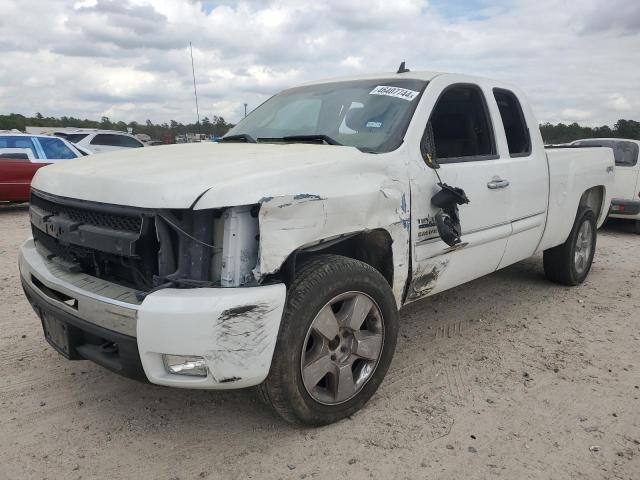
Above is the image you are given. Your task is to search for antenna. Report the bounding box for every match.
[189,42,201,132]
[244,103,248,118]
[397,61,410,74]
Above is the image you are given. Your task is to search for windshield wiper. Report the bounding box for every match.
[220,134,257,143]
[279,135,343,146]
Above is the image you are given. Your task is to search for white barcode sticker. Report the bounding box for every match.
[369,85,420,101]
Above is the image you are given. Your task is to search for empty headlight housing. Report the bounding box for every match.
[162,354,208,377]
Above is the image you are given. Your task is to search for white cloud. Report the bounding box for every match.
[606,93,632,112]
[0,0,638,125]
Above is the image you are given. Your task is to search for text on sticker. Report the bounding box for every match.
[369,85,420,101]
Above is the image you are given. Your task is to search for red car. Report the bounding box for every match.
[0,133,88,202]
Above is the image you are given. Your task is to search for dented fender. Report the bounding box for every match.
[255,179,410,305]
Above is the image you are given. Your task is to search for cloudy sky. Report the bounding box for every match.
[0,0,638,126]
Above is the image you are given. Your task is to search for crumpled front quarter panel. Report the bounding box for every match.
[256,166,411,304]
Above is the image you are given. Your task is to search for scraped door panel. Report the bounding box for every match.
[408,158,511,302]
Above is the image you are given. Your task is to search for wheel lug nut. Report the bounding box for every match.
[340,346,347,353]
[330,354,337,361]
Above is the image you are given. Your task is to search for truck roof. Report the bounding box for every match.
[299,70,444,87]
[296,70,522,94]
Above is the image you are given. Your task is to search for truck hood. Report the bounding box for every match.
[32,142,394,209]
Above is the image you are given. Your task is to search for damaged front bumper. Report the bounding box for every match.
[19,239,286,389]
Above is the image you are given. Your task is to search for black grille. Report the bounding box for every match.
[31,193,142,233]
[30,191,158,291]
[29,191,218,293]
[32,226,93,261]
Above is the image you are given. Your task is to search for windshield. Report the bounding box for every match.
[573,139,639,167]
[225,78,427,153]
[0,135,40,159]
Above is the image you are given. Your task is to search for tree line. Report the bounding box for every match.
[0,113,235,141]
[2,113,639,145]
[540,119,640,144]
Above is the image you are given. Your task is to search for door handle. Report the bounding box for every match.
[487,177,510,189]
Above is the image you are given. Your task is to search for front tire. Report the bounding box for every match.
[543,206,597,286]
[258,254,399,425]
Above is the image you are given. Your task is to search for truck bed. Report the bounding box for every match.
[537,147,614,252]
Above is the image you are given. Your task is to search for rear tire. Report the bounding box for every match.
[543,206,597,286]
[258,254,399,425]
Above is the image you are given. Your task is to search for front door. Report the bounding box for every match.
[407,81,512,302]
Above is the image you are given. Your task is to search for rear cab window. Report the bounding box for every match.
[493,89,531,157]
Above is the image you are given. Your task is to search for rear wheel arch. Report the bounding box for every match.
[579,186,605,224]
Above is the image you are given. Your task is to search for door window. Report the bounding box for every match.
[426,85,497,162]
[117,135,144,148]
[90,134,121,146]
[493,89,531,156]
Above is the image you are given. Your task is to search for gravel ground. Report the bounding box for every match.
[1,204,639,480]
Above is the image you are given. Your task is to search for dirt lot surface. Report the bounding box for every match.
[1,204,639,480]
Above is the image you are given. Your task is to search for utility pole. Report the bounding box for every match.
[189,42,201,133]
[244,103,248,118]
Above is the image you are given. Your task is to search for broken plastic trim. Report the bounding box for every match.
[431,183,470,247]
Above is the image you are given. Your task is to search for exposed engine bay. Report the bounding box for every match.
[29,190,260,295]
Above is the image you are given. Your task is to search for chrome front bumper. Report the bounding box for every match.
[19,238,287,389]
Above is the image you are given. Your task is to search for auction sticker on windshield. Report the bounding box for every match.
[369,85,420,101]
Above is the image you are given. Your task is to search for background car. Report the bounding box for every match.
[572,138,640,228]
[56,129,145,153]
[0,133,86,202]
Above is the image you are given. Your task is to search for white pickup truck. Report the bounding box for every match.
[19,69,614,425]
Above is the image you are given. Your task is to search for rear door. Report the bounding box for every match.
[0,155,46,201]
[492,87,549,268]
[0,136,46,201]
[408,78,512,301]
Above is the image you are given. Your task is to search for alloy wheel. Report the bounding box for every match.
[300,291,384,405]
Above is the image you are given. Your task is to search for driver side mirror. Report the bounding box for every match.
[421,122,440,170]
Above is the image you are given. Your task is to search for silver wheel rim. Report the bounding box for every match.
[574,220,593,275]
[300,291,384,405]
